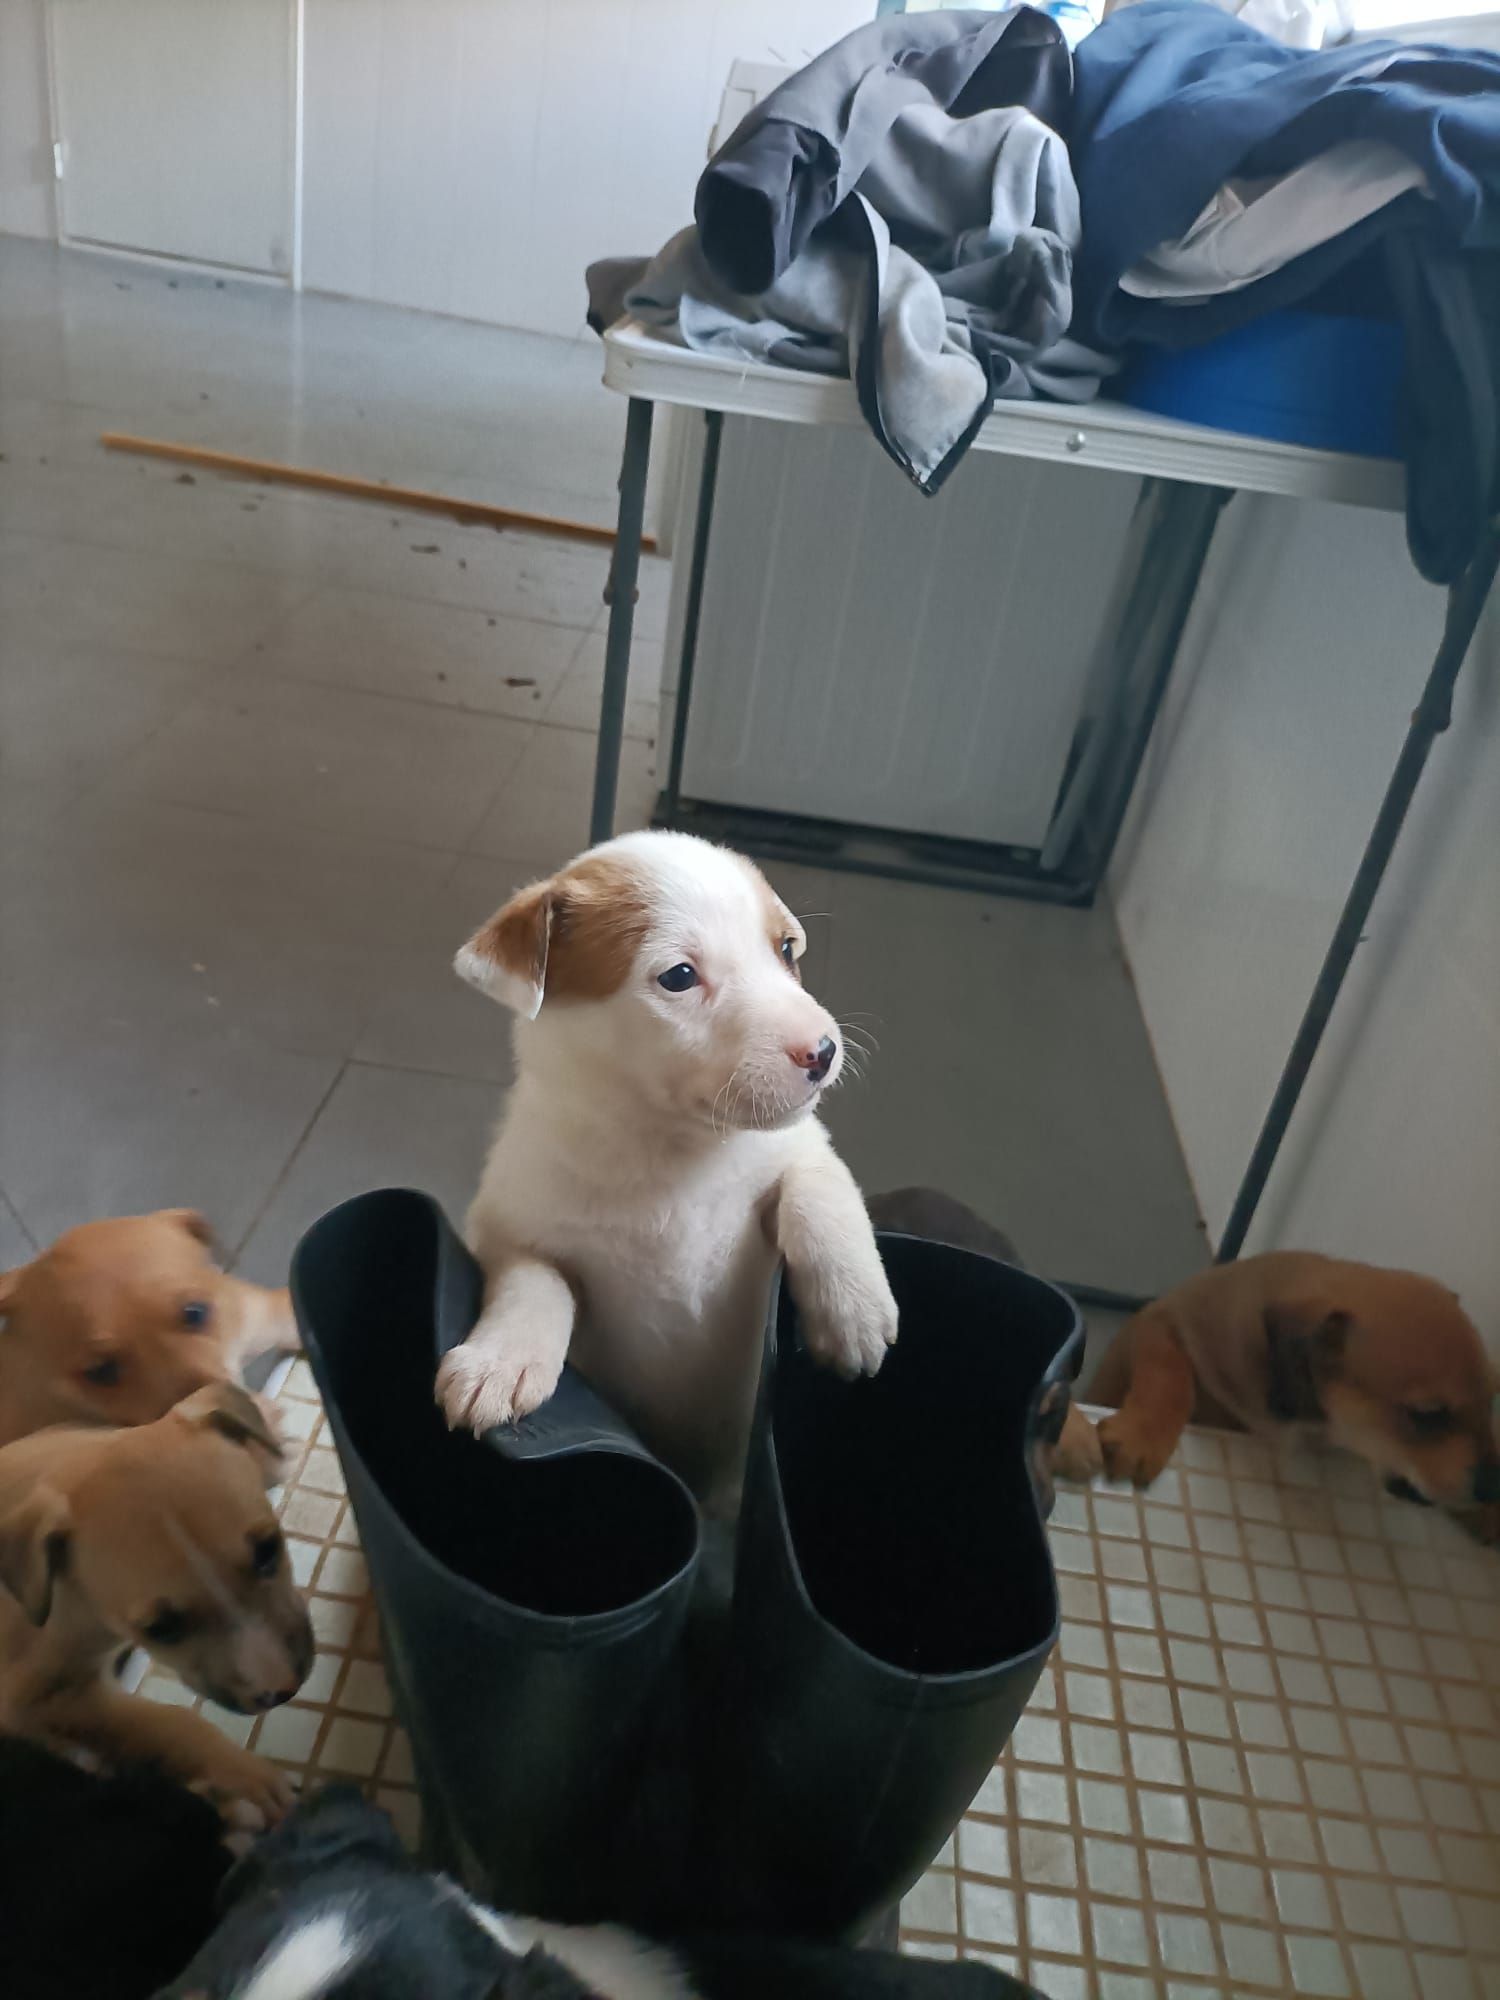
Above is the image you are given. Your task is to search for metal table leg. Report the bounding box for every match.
[1042,481,1229,884]
[659,410,724,818]
[1217,525,1500,1262]
[590,396,655,846]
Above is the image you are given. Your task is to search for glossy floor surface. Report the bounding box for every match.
[0,237,1205,1314]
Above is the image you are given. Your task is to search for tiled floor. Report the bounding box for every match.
[901,1429,1500,2000]
[139,1356,1500,2000]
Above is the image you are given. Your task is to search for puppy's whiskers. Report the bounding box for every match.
[724,1067,750,1135]
[709,1073,736,1141]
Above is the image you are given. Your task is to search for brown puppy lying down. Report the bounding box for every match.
[1058,1253,1500,1523]
[0,1382,312,1820]
[0,1210,299,1447]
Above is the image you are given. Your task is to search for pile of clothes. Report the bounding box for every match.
[586,0,1500,585]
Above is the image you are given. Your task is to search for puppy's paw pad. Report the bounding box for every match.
[801,1283,898,1380]
[1053,1413,1105,1484]
[435,1342,562,1436]
[218,1796,269,1834]
[1097,1411,1172,1488]
[197,1755,294,1826]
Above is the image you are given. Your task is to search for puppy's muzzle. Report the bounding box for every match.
[218,1614,316,1714]
[791,1035,838,1085]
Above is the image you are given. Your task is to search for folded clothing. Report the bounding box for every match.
[587,8,1113,494]
[1071,0,1500,581]
[1122,140,1427,302]
[586,0,1499,581]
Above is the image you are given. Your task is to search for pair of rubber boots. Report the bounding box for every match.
[290,1186,1082,1943]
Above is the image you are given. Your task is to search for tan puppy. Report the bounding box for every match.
[0,1382,312,1819]
[0,1210,299,1447]
[1062,1252,1500,1512]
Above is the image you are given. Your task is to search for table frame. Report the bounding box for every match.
[588,337,1499,1277]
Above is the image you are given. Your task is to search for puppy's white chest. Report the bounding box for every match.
[498,1154,781,1495]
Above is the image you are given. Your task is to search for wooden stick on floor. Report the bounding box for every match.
[99,433,655,553]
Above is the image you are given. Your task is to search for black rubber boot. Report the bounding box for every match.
[704,1233,1082,1939]
[292,1191,1080,1940]
[290,1189,699,1918]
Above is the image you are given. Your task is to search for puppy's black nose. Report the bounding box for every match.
[1473,1457,1500,1506]
[791,1035,837,1084]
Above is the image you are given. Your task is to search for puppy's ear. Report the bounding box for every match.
[455,880,553,1020]
[175,1381,284,1479]
[156,1207,219,1255]
[0,1484,71,1626]
[1263,1301,1350,1424]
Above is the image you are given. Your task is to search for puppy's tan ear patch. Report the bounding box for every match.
[0,1484,71,1626]
[175,1382,284,1475]
[0,1264,22,1328]
[455,881,553,1020]
[456,857,649,1017]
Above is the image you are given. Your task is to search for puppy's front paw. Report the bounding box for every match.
[1097,1409,1175,1488]
[1053,1401,1105,1483]
[194,1746,295,1825]
[435,1337,564,1437]
[799,1270,899,1380]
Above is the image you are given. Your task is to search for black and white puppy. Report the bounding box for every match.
[0,1735,231,2000]
[160,1788,1040,2000]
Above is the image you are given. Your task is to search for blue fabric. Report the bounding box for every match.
[1070,0,1500,346]
[1068,0,1500,580]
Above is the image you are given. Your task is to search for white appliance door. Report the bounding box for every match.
[49,0,295,276]
[675,418,1141,850]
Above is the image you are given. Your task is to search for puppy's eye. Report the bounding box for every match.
[82,1357,122,1389]
[180,1299,212,1331]
[657,963,699,993]
[140,1605,192,1648]
[249,1532,283,1580]
[779,936,798,968]
[1404,1403,1454,1436]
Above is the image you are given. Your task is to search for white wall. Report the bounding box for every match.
[300,0,870,336]
[49,0,295,274]
[0,0,55,239]
[1111,496,1500,1338]
[3,0,867,334]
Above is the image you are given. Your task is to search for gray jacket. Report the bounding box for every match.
[587,9,1112,492]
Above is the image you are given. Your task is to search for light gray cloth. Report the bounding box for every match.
[1122,140,1429,302]
[587,13,1113,492]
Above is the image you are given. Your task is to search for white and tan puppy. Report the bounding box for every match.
[438,830,897,1508]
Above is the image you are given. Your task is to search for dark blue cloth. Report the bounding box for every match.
[1069,0,1500,581]
[1070,0,1500,345]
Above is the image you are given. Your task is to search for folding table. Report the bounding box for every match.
[590,320,1500,1270]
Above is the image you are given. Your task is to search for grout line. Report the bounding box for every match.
[226,1056,350,1268]
[336,1055,509,1088]
[0,1184,39,1253]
